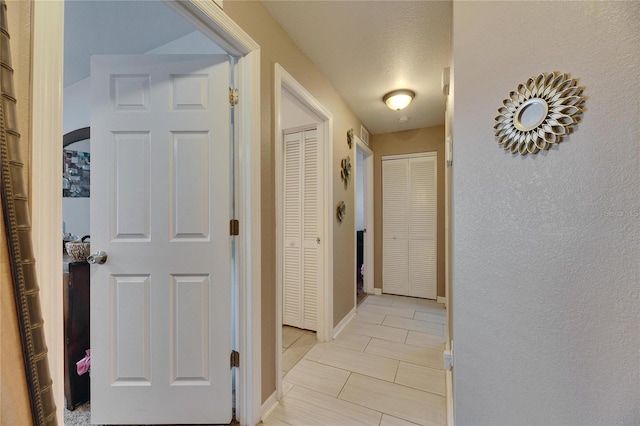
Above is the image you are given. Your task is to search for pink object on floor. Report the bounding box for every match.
[76,349,91,376]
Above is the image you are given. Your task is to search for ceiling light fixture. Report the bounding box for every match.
[383,89,415,111]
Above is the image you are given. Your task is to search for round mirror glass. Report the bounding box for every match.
[514,98,548,132]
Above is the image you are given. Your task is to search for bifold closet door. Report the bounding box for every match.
[382,153,437,299]
[283,128,319,331]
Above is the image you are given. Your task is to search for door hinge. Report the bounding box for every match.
[230,219,239,236]
[230,350,240,368]
[229,88,239,106]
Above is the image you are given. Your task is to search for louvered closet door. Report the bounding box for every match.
[382,160,409,296]
[283,129,319,331]
[382,153,437,299]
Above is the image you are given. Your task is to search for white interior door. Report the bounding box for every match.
[282,128,319,331]
[382,153,437,299]
[90,54,232,424]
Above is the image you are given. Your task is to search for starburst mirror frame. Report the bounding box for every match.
[494,72,585,155]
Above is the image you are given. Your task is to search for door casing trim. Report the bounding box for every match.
[274,63,334,401]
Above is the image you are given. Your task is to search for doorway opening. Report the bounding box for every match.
[354,137,373,305]
[274,63,334,403]
[62,2,231,424]
[35,1,261,424]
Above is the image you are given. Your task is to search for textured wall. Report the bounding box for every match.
[452,1,640,424]
[372,126,445,298]
[224,1,364,403]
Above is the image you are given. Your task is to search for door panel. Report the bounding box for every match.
[382,154,437,299]
[90,54,231,424]
[282,128,319,331]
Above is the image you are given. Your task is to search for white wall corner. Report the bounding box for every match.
[333,307,356,339]
[260,390,278,422]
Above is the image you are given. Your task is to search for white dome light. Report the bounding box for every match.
[383,89,415,111]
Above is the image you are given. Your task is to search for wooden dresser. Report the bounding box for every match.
[63,258,91,410]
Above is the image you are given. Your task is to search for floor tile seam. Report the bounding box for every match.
[378,322,444,338]
[352,318,412,333]
[323,341,406,363]
[263,409,294,426]
[285,340,312,354]
[314,356,399,383]
[384,314,444,328]
[283,376,346,399]
[364,341,445,360]
[362,336,374,353]
[358,305,416,315]
[339,326,407,343]
[333,389,388,424]
[285,329,307,348]
[403,339,447,349]
[392,303,444,312]
[392,356,400,383]
[331,341,368,353]
[325,373,386,425]
[393,368,447,396]
[294,357,357,377]
[335,371,353,400]
[347,371,446,405]
[398,361,446,374]
[391,377,447,398]
[362,348,444,369]
[336,388,426,426]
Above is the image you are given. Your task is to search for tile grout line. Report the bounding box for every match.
[270,296,446,426]
[336,371,352,399]
[337,372,441,425]
[334,373,388,424]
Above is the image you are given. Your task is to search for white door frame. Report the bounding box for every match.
[30,2,262,425]
[354,137,374,300]
[274,63,333,401]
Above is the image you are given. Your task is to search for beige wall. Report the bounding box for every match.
[1,1,34,424]
[372,126,446,298]
[224,1,364,403]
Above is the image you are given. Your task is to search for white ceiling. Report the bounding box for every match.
[261,0,452,135]
[64,0,195,87]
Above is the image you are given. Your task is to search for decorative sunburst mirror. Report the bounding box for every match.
[494,72,585,155]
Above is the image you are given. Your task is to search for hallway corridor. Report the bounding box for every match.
[263,294,447,425]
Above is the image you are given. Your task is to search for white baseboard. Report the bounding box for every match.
[446,369,454,425]
[373,288,382,295]
[437,296,446,305]
[260,390,278,421]
[445,340,454,425]
[333,307,356,339]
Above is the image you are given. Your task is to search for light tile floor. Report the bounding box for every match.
[264,294,447,426]
[282,326,317,373]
